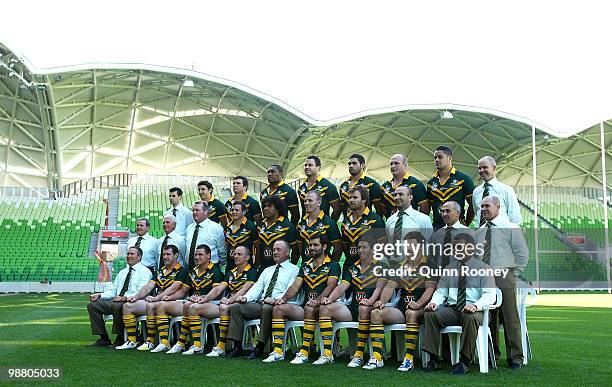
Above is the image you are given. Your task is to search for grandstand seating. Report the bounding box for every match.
[0,190,120,282]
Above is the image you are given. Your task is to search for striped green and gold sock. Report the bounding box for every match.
[370,323,385,361]
[299,318,317,357]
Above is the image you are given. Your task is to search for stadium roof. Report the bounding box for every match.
[0,1,610,192]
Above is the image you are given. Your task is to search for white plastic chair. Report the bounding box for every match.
[516,283,536,365]
[433,288,503,373]
[318,294,358,356]
[280,290,306,355]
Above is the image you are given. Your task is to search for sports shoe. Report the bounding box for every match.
[262,351,285,363]
[183,345,203,355]
[151,343,170,353]
[397,358,415,372]
[166,343,185,354]
[313,354,334,365]
[115,340,138,350]
[290,353,309,364]
[362,357,384,370]
[206,346,225,357]
[347,356,364,368]
[136,342,154,351]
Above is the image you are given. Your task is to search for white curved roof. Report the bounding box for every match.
[1,0,611,136]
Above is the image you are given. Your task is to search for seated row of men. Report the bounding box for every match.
[88,228,515,375]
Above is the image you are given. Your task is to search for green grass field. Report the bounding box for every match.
[1,293,610,386]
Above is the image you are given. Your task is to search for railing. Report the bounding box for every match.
[0,186,50,199]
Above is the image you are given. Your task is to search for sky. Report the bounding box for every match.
[1,0,611,136]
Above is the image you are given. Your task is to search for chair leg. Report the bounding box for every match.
[448,333,460,366]
[476,326,489,373]
[418,327,429,367]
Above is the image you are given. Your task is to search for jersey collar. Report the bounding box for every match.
[433,167,457,177]
[304,175,323,189]
[232,263,252,276]
[264,215,285,228]
[306,255,332,270]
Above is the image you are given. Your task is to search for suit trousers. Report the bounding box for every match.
[491,272,523,364]
[423,306,484,364]
[87,299,126,336]
[227,302,274,346]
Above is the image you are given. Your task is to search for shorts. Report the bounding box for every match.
[347,303,359,321]
[395,301,408,314]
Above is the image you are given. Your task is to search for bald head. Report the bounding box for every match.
[478,156,497,182]
[389,154,408,178]
[480,196,501,221]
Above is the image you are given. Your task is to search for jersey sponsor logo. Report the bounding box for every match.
[403,294,415,303]
[350,246,358,256]
[355,291,366,301]
[264,248,273,257]
[308,292,319,301]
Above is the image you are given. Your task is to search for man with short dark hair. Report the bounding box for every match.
[261,164,300,226]
[164,187,194,236]
[127,218,159,273]
[298,155,341,221]
[426,146,475,229]
[225,176,263,224]
[297,190,343,262]
[198,180,228,225]
[224,201,258,271]
[87,246,152,347]
[339,154,385,216]
[264,234,341,363]
[116,244,189,350]
[340,186,385,270]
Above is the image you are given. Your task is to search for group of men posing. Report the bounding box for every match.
[87,145,529,375]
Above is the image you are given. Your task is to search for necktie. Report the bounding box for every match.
[442,226,453,267]
[188,224,200,268]
[172,208,177,217]
[159,235,170,270]
[393,211,404,243]
[456,264,467,310]
[119,267,133,297]
[479,182,491,227]
[264,264,281,299]
[135,236,143,247]
[482,221,493,264]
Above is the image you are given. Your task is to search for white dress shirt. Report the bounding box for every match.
[100,262,152,299]
[157,231,187,267]
[428,220,473,266]
[127,233,159,269]
[164,203,194,236]
[185,218,227,264]
[386,206,433,242]
[473,177,522,225]
[474,215,529,273]
[430,258,497,311]
[244,260,299,302]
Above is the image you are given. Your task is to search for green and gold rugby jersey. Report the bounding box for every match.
[207,196,228,224]
[380,173,428,217]
[260,180,299,219]
[341,258,387,306]
[224,217,258,269]
[387,255,433,309]
[298,175,340,217]
[338,172,382,214]
[225,193,262,223]
[256,216,297,269]
[184,262,224,297]
[426,167,475,228]
[297,256,341,303]
[296,210,341,259]
[341,207,385,266]
[152,263,189,294]
[223,263,258,296]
